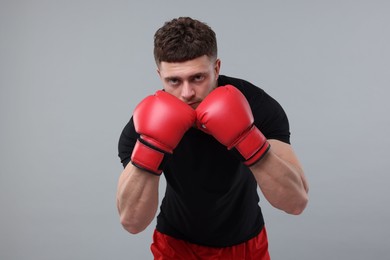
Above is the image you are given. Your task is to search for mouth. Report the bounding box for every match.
[187,101,201,109]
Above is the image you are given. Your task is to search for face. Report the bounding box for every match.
[157,55,221,109]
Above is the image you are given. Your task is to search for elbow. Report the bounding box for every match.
[285,194,309,215]
[120,215,147,234]
[117,201,157,234]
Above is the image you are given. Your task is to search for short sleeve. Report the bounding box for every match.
[218,75,290,144]
[118,117,139,168]
[251,91,291,144]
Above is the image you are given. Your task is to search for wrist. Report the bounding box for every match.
[232,126,270,166]
[131,138,171,175]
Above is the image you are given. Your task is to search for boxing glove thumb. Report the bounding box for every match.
[131,91,196,174]
[196,85,270,166]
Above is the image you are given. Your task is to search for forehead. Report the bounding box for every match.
[158,55,213,78]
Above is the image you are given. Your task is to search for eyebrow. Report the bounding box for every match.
[190,72,207,78]
[168,72,206,79]
[164,76,181,82]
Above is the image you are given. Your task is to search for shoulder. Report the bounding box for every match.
[218,75,279,111]
[218,75,265,98]
[219,75,290,144]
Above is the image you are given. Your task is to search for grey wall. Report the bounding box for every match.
[1,1,389,259]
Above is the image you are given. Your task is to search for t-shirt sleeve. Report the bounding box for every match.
[118,117,139,168]
[218,75,291,144]
[251,91,291,144]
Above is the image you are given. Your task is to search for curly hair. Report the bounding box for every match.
[153,17,218,65]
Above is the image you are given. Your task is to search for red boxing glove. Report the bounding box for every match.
[131,91,196,175]
[196,85,270,166]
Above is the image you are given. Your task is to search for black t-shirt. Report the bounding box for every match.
[118,75,290,247]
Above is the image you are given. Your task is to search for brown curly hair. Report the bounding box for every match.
[153,17,218,66]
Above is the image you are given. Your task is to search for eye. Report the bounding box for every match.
[193,74,205,82]
[167,78,180,86]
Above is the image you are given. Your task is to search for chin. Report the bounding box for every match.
[190,103,200,109]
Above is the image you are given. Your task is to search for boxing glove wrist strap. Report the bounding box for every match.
[233,126,271,166]
[131,138,171,175]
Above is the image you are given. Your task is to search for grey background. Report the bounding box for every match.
[1,1,389,259]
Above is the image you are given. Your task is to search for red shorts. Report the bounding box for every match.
[151,227,270,260]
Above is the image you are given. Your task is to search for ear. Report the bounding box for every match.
[214,59,221,77]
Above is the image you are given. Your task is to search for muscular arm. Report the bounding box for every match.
[250,139,309,215]
[116,163,160,234]
[116,90,196,234]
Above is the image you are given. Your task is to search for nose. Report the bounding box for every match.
[180,82,195,101]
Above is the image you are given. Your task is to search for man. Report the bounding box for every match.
[117,17,309,259]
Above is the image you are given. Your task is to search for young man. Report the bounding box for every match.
[117,17,309,259]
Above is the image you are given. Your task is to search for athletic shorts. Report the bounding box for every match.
[150,227,270,260]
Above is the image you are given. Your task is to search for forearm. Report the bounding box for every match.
[250,145,309,215]
[116,163,160,234]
